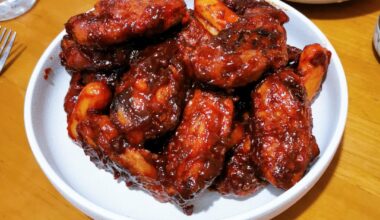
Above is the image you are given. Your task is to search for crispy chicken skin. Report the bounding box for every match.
[214,122,265,196]
[60,35,134,72]
[181,1,288,88]
[64,72,84,115]
[164,89,234,213]
[65,0,187,47]
[110,40,187,146]
[223,0,289,24]
[177,13,213,74]
[251,68,319,189]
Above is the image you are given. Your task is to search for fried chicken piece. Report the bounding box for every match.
[297,44,331,101]
[223,0,271,14]
[60,35,135,72]
[213,121,265,196]
[110,40,187,146]
[186,1,288,88]
[65,0,187,47]
[251,68,319,190]
[164,89,234,214]
[74,88,235,214]
[222,0,289,23]
[250,43,330,190]
[177,13,213,72]
[67,82,168,200]
[76,115,170,202]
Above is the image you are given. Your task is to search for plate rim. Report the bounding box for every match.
[24,1,348,219]
[285,0,349,4]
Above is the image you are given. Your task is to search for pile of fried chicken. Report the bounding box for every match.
[60,0,331,215]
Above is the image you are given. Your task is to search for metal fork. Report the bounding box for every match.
[0,26,16,73]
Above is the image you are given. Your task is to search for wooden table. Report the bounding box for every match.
[1,0,379,219]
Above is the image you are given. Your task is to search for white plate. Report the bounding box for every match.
[285,0,350,4]
[374,16,380,57]
[24,1,348,219]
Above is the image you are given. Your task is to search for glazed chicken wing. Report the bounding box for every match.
[222,0,289,23]
[251,68,319,190]
[180,0,288,88]
[191,14,288,88]
[60,35,135,72]
[164,89,234,214]
[110,40,187,145]
[77,114,171,202]
[213,122,265,196]
[65,0,187,47]
[68,81,169,202]
[251,44,330,189]
[177,13,213,72]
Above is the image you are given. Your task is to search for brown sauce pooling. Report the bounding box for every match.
[43,68,52,80]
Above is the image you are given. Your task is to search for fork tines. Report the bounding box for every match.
[0,26,17,73]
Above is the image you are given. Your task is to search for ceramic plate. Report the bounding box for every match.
[24,1,348,219]
[286,0,349,4]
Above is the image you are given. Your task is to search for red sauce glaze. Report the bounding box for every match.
[213,122,265,196]
[60,0,330,215]
[251,68,319,189]
[43,68,52,80]
[110,40,188,146]
[164,89,234,211]
[65,0,188,47]
[183,8,288,88]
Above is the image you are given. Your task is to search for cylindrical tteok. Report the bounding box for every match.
[0,0,36,21]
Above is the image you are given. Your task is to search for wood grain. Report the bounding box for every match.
[0,0,379,219]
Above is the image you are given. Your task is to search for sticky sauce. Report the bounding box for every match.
[43,68,52,80]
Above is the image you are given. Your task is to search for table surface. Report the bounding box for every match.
[1,0,379,219]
